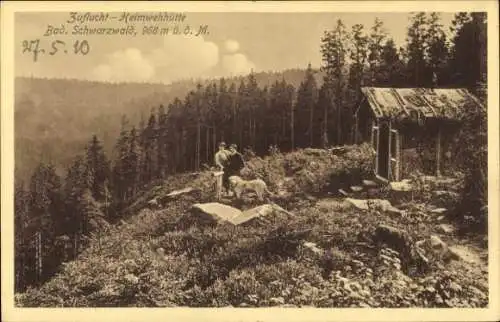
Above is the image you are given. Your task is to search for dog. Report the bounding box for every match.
[228,175,274,201]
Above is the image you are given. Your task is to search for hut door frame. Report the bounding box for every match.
[389,123,401,181]
[371,120,379,176]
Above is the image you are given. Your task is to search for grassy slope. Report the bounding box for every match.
[15,144,488,308]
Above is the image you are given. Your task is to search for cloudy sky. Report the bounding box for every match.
[15,12,455,84]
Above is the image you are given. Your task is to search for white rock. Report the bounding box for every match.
[390,181,413,191]
[438,224,455,234]
[362,180,378,187]
[431,208,448,214]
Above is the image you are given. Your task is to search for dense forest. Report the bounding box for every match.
[15,69,313,183]
[14,12,487,292]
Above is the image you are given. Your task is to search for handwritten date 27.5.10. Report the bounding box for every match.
[22,39,90,62]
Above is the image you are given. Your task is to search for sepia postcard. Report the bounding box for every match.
[1,1,499,322]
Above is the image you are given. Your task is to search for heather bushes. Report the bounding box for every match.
[244,143,373,194]
[453,97,487,231]
[17,193,488,308]
[16,143,487,308]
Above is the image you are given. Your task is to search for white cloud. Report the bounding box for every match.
[87,36,259,83]
[90,48,155,82]
[221,53,255,76]
[148,35,219,83]
[89,36,219,83]
[224,39,240,53]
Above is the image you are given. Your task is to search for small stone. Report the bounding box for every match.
[426,286,436,293]
[430,235,448,250]
[270,297,285,305]
[431,208,448,214]
[390,181,413,191]
[339,189,350,196]
[351,186,364,192]
[349,282,362,292]
[246,294,259,303]
[363,180,378,187]
[438,224,455,234]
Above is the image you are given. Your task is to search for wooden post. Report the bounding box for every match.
[436,127,442,177]
[213,171,224,201]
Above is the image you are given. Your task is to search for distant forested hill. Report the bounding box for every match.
[14,68,315,182]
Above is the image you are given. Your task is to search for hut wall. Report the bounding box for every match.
[439,124,462,176]
[399,121,461,178]
[399,122,439,177]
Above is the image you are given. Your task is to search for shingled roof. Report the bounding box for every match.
[360,87,483,121]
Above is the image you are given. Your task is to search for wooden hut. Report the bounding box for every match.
[354,87,484,182]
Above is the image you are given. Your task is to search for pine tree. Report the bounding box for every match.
[157,104,168,178]
[405,12,429,86]
[15,179,30,291]
[449,12,487,91]
[125,127,141,197]
[321,19,349,145]
[28,162,63,283]
[141,109,159,184]
[295,63,319,147]
[85,135,110,201]
[379,39,406,86]
[246,72,260,150]
[266,80,284,146]
[112,115,130,203]
[348,24,369,143]
[367,18,388,85]
[426,13,450,86]
[237,80,247,149]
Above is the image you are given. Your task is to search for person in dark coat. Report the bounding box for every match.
[228,144,245,172]
[222,144,245,196]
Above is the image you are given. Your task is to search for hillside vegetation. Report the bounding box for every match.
[16,144,488,308]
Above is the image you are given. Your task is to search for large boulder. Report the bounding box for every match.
[301,241,325,259]
[373,224,412,255]
[345,198,402,214]
[189,202,292,227]
[448,245,482,264]
[390,180,413,192]
[232,204,276,226]
[190,202,242,225]
[234,203,293,226]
